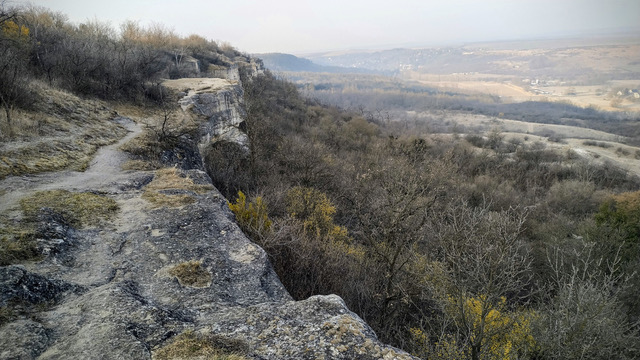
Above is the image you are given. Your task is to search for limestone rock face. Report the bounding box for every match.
[163,77,249,153]
[0,61,417,359]
[190,87,249,150]
[0,319,49,360]
[207,295,416,360]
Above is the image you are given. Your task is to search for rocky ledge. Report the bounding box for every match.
[0,75,416,359]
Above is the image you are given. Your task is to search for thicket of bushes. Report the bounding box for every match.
[219,70,640,359]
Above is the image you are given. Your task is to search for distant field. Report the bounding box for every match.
[283,37,640,175]
[412,110,640,177]
[403,72,640,112]
[413,79,531,98]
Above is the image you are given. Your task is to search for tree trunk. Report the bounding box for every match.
[471,344,480,360]
[3,102,11,126]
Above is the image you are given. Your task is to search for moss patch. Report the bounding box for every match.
[0,306,16,327]
[0,229,39,266]
[142,168,213,208]
[169,261,212,288]
[20,190,119,227]
[153,331,249,360]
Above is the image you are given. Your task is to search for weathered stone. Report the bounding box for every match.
[206,294,415,359]
[0,319,49,360]
[189,86,250,152]
[0,265,82,307]
[35,208,75,259]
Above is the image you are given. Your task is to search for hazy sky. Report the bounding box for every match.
[23,0,640,54]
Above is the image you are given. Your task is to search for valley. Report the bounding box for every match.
[261,35,640,179]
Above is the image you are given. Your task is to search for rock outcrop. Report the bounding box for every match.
[163,77,249,153]
[0,63,417,359]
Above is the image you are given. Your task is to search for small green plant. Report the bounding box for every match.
[153,331,249,360]
[20,189,118,227]
[169,261,211,288]
[227,191,272,238]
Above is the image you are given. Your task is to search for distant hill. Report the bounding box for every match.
[305,37,640,78]
[256,53,375,74]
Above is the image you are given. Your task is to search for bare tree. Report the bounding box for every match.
[534,244,640,360]
[424,202,533,360]
[0,3,33,130]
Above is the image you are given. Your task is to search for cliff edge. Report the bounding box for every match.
[0,64,416,359]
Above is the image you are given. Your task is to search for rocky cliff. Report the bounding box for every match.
[0,62,416,359]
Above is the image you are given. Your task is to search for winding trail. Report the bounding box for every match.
[0,117,142,215]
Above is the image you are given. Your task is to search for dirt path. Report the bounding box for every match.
[0,117,142,215]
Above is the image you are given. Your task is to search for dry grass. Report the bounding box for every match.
[142,168,213,208]
[122,159,160,171]
[142,192,196,208]
[1,139,95,179]
[169,261,212,288]
[153,331,249,360]
[20,190,119,227]
[119,130,163,161]
[119,105,199,164]
[0,85,127,179]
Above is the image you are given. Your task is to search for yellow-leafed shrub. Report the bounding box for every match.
[451,295,537,360]
[228,191,272,238]
[285,186,349,242]
[411,295,536,360]
[2,21,29,39]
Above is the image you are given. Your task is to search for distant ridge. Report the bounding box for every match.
[256,53,374,74]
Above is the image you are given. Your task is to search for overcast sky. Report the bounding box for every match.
[23,0,640,54]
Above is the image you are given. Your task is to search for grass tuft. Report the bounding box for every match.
[0,86,127,179]
[20,190,119,227]
[153,331,249,360]
[142,168,213,208]
[121,159,160,171]
[169,261,212,288]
